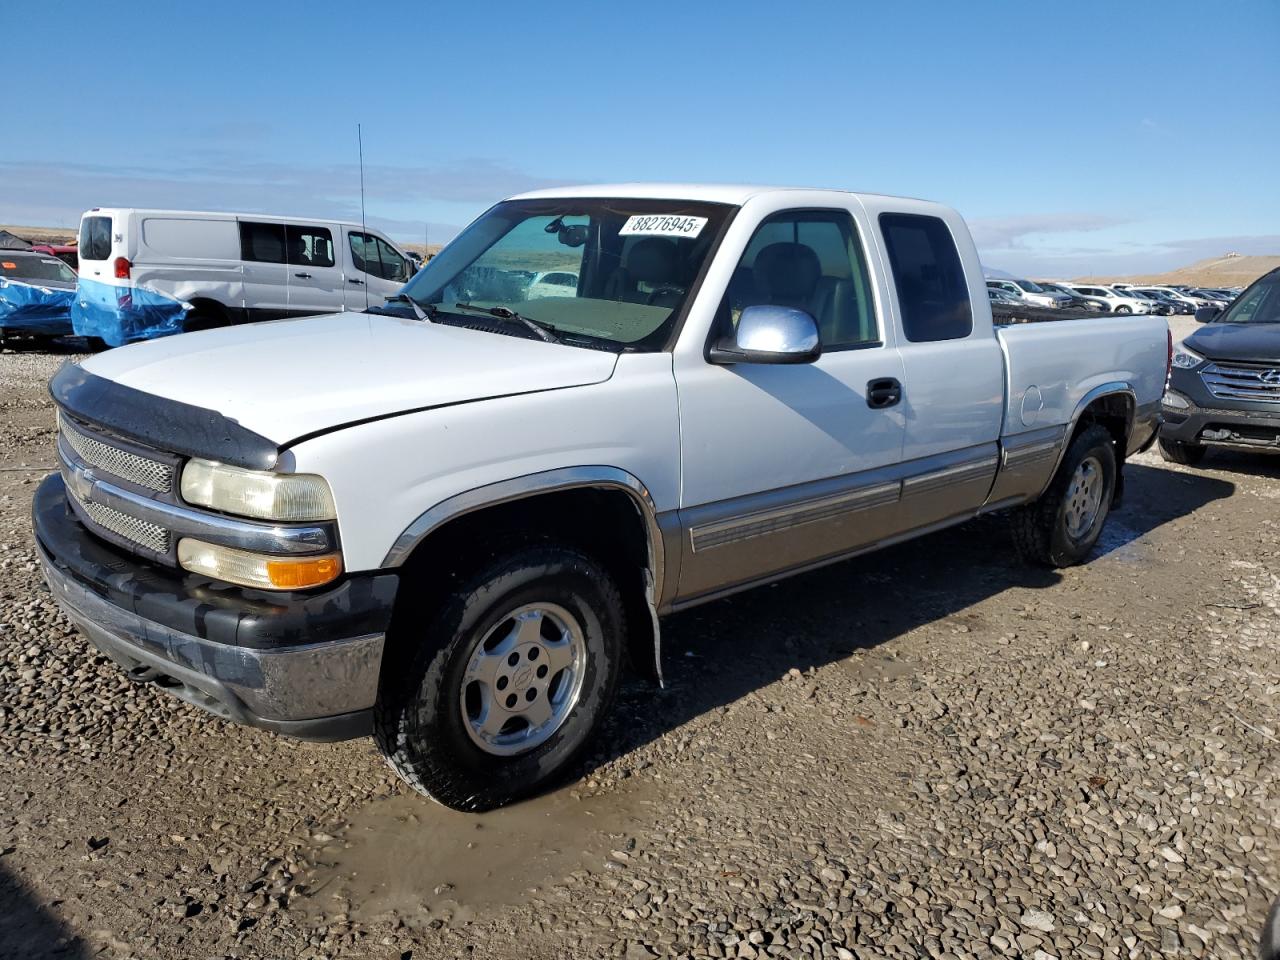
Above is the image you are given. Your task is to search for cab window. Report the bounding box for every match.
[719,208,879,350]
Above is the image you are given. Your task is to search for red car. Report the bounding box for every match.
[30,243,78,271]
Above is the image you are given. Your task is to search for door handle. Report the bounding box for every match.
[348,277,364,285]
[866,377,902,409]
[294,272,312,279]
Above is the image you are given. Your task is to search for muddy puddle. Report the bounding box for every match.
[300,780,659,928]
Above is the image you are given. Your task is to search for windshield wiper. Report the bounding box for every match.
[379,293,437,322]
[453,302,562,343]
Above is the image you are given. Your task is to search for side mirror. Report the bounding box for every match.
[1194,305,1221,323]
[709,305,821,365]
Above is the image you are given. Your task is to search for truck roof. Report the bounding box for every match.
[509,182,936,207]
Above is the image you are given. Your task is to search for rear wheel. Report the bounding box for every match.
[183,306,229,333]
[1012,424,1117,567]
[1115,305,1132,315]
[1158,437,1206,466]
[374,543,625,811]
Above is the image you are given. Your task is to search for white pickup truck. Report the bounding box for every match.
[35,184,1168,810]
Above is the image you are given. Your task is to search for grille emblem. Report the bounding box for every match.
[1263,369,1280,385]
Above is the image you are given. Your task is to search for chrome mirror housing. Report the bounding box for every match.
[709,305,821,364]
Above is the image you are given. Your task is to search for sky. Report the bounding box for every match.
[2,0,1277,277]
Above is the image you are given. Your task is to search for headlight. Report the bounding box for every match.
[1161,390,1192,410]
[180,458,336,521]
[1171,345,1205,370]
[178,539,342,590]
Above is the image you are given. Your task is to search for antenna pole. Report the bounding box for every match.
[358,123,369,310]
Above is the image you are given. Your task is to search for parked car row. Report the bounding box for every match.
[986,278,1243,317]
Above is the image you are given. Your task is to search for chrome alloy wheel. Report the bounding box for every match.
[460,602,586,756]
[1064,455,1105,540]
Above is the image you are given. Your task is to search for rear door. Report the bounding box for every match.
[77,212,117,284]
[237,221,291,320]
[870,207,1004,529]
[284,223,344,315]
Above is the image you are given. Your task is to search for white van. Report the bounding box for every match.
[74,208,414,345]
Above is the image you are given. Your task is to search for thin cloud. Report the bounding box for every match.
[0,158,570,242]
[968,213,1131,251]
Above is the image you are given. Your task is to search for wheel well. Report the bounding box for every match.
[184,298,230,327]
[1073,392,1133,502]
[391,487,659,682]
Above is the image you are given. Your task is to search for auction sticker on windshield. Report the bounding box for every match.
[619,215,707,238]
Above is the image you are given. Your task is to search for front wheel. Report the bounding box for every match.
[1012,424,1117,567]
[1114,305,1132,315]
[374,543,625,811]
[1158,437,1206,465]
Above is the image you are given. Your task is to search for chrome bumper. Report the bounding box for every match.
[38,537,383,742]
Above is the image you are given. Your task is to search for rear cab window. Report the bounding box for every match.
[879,213,972,342]
[79,216,113,262]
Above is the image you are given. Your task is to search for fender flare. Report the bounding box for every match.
[380,466,667,683]
[1037,381,1136,496]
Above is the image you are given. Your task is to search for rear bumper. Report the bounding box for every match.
[34,474,398,741]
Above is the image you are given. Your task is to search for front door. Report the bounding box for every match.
[674,205,907,602]
[343,229,410,309]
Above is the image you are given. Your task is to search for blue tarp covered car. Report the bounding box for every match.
[0,251,78,339]
[71,276,189,347]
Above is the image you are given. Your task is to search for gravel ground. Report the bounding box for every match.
[2,340,1279,960]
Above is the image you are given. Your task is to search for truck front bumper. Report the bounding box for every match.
[1161,405,1280,453]
[33,474,399,741]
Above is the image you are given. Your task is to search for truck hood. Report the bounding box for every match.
[80,311,619,445]
[1185,322,1280,364]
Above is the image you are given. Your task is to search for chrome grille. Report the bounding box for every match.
[58,414,174,493]
[1200,362,1280,404]
[68,484,170,554]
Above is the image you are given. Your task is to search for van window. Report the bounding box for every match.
[142,218,239,259]
[238,222,287,264]
[879,213,972,343]
[350,232,408,282]
[79,216,112,262]
[286,225,335,268]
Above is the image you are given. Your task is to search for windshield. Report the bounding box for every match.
[1014,279,1045,292]
[1216,272,1280,324]
[398,198,733,350]
[0,255,77,283]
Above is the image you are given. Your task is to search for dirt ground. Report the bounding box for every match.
[2,342,1279,959]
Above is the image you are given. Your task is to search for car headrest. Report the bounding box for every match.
[753,242,821,302]
[625,238,677,284]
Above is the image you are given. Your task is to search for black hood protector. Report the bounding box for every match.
[49,363,278,470]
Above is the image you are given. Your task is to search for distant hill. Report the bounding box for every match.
[1081,253,1280,287]
[0,224,76,245]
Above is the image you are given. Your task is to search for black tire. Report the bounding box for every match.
[1158,436,1206,465]
[83,337,109,352]
[374,543,625,811]
[1012,424,1117,568]
[1114,305,1132,315]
